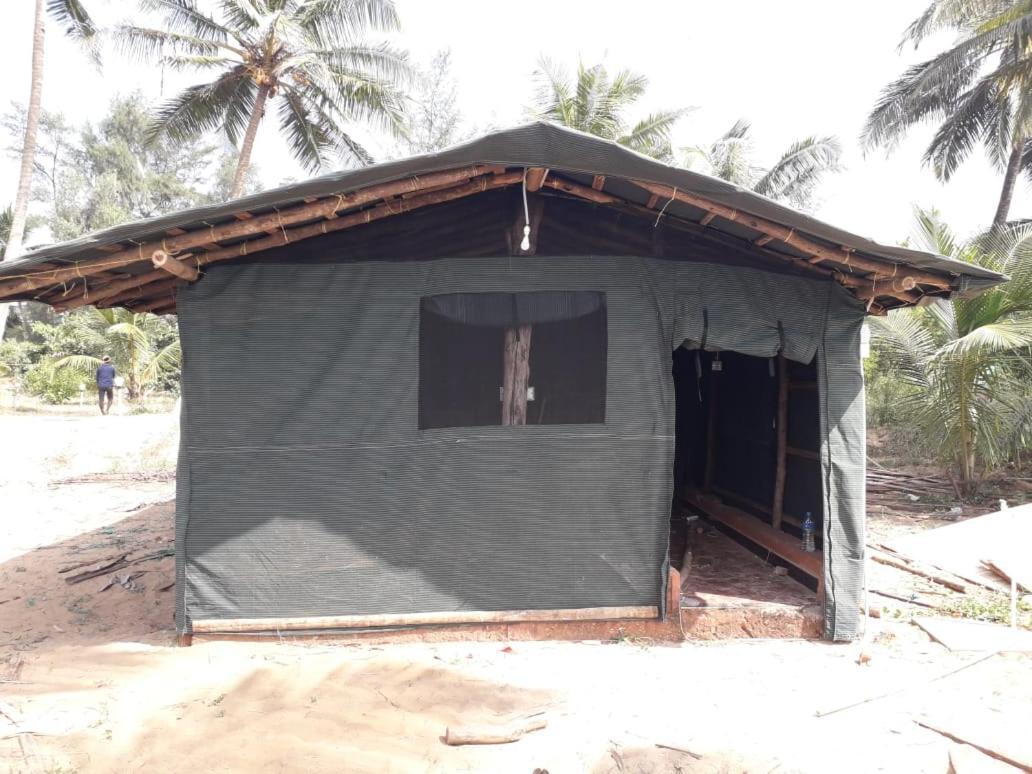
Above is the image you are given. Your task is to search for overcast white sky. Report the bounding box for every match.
[1,0,1028,250]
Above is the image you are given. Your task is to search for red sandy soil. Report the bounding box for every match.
[2,411,1030,773]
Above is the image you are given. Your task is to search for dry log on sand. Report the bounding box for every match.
[870,553,967,594]
[444,712,548,745]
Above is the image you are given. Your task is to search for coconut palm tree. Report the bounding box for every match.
[871,210,1032,492]
[117,0,411,200]
[55,307,181,399]
[2,0,98,341]
[6,0,98,262]
[530,58,688,161]
[862,0,1032,228]
[681,120,842,210]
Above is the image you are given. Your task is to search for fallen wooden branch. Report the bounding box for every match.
[916,719,1032,771]
[64,555,129,584]
[871,552,967,594]
[654,743,702,760]
[444,712,547,745]
[869,589,938,609]
[815,653,996,717]
[58,553,123,574]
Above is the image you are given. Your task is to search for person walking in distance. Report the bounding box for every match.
[96,355,116,415]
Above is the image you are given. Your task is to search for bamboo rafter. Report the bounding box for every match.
[631,180,953,290]
[0,165,506,300]
[52,171,523,312]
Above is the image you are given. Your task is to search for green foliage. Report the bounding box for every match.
[397,50,466,156]
[52,308,181,399]
[529,59,688,161]
[870,209,1032,488]
[24,358,82,404]
[3,94,219,243]
[0,340,39,378]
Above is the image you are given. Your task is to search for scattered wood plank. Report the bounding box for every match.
[58,553,123,574]
[444,711,547,745]
[654,743,702,760]
[948,743,1024,774]
[913,617,1032,653]
[870,552,966,593]
[815,653,996,717]
[917,718,1032,771]
[64,555,129,585]
[869,589,938,609]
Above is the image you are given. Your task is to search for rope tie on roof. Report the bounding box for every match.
[653,187,677,228]
[784,228,794,245]
[274,209,289,244]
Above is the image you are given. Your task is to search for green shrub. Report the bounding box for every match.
[24,361,84,404]
[0,340,39,378]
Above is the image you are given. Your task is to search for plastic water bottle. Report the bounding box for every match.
[801,512,816,553]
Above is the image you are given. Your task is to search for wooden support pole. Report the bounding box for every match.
[190,605,661,633]
[630,180,954,289]
[501,324,533,425]
[0,164,503,299]
[151,250,200,282]
[703,357,720,491]
[771,354,789,530]
[525,167,549,192]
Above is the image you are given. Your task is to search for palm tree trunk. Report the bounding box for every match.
[7,0,45,260]
[992,137,1025,229]
[228,84,270,200]
[0,0,45,341]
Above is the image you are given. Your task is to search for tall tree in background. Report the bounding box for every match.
[682,120,842,210]
[863,0,1032,228]
[118,0,411,200]
[530,59,687,161]
[1,0,98,340]
[871,210,1032,491]
[399,50,464,155]
[6,0,99,260]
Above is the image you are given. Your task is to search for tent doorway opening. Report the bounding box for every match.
[670,346,824,614]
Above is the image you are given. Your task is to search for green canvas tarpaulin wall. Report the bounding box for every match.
[175,256,866,640]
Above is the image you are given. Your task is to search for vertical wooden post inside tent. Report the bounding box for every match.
[500,191,542,426]
[502,325,533,425]
[771,354,789,529]
[703,355,720,491]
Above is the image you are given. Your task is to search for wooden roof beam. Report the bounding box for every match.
[525,167,549,192]
[631,180,953,290]
[152,250,200,282]
[0,164,504,300]
[542,174,925,305]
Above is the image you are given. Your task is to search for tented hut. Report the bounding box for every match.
[0,123,1004,643]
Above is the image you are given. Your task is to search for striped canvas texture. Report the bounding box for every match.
[174,256,866,640]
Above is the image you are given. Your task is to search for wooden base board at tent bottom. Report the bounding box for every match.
[179,569,683,646]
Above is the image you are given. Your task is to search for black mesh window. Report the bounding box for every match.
[419,291,607,429]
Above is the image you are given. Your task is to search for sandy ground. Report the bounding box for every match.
[2,411,1030,773]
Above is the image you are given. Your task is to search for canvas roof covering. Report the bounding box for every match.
[0,121,1006,312]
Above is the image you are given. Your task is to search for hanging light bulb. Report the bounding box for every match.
[520,224,531,252]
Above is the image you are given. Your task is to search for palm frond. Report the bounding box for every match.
[149,67,254,144]
[46,0,101,65]
[753,136,842,205]
[140,0,233,43]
